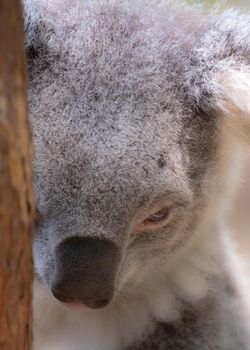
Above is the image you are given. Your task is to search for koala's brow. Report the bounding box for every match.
[144,189,192,209]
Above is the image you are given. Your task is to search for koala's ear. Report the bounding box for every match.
[23,0,56,69]
[23,0,45,58]
[24,0,78,19]
[23,0,78,61]
[215,67,250,146]
[24,22,47,69]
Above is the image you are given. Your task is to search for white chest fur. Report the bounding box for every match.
[33,279,152,350]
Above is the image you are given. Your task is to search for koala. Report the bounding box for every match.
[24,0,250,349]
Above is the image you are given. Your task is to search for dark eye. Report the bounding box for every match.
[134,204,173,233]
[143,208,170,225]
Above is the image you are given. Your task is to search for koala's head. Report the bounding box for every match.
[26,0,250,309]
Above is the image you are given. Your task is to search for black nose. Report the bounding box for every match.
[51,237,120,309]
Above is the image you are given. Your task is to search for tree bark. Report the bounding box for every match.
[0,1,33,349]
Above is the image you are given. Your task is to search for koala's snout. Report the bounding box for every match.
[51,237,120,309]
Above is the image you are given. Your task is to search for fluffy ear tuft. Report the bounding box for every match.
[23,0,77,18]
[216,67,250,145]
[23,0,66,69]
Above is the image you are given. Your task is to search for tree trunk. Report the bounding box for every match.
[0,1,33,349]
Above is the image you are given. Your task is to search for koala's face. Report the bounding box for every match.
[29,4,220,309]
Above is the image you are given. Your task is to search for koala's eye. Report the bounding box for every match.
[134,205,172,232]
[143,208,170,225]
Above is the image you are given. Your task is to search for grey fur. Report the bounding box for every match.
[24,1,250,349]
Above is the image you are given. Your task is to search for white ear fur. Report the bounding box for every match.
[26,0,79,18]
[216,67,250,145]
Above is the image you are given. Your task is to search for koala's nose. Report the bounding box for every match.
[51,237,120,309]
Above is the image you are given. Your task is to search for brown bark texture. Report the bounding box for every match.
[0,1,33,349]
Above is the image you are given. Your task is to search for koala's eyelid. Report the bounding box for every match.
[133,201,174,232]
[133,192,191,233]
[143,207,171,224]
